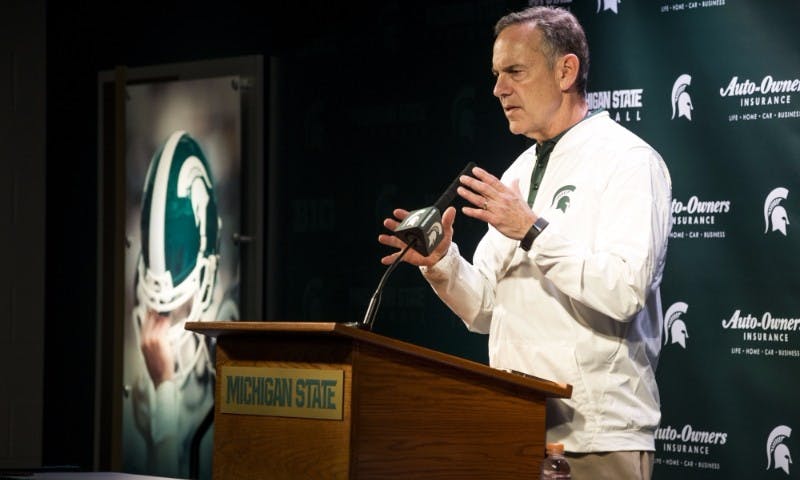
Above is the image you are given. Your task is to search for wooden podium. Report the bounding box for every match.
[186,321,571,480]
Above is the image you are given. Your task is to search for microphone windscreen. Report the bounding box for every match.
[433,162,476,213]
[393,206,443,256]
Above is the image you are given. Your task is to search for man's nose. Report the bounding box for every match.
[493,75,509,98]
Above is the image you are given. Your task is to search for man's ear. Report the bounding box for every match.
[557,53,580,92]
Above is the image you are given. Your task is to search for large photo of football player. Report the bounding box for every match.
[122,77,242,479]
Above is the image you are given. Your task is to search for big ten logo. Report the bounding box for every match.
[293,198,336,233]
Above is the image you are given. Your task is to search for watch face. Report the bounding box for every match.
[521,227,535,251]
[521,217,548,251]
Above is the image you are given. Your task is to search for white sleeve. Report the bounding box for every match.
[532,147,671,321]
[420,226,518,333]
[419,154,534,333]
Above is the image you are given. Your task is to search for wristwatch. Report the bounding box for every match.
[520,216,549,251]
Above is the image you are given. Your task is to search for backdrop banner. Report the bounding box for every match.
[267,2,798,478]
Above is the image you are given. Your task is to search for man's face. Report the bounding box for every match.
[492,24,564,141]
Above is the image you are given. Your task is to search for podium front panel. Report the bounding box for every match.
[212,334,354,480]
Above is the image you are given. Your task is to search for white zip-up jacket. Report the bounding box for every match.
[421,111,672,453]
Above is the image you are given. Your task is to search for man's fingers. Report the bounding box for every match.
[383,218,400,230]
[392,208,410,220]
[380,251,401,265]
[470,166,505,192]
[462,205,491,222]
[442,206,457,228]
[457,185,486,208]
[460,167,507,203]
[459,174,490,197]
[378,233,403,248]
[472,166,502,185]
[381,208,413,231]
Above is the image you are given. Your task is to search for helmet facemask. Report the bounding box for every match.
[133,131,222,387]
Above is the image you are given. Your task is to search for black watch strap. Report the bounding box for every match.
[520,217,549,251]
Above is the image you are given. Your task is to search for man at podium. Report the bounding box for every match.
[379,6,671,480]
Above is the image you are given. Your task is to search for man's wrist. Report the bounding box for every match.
[520,216,549,251]
[420,242,459,277]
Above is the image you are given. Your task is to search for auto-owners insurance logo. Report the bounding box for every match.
[655,422,727,471]
[669,195,731,240]
[720,73,800,122]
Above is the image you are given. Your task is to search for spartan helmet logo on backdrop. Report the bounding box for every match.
[671,74,694,121]
[597,0,620,13]
[764,187,790,236]
[663,302,689,349]
[767,425,793,475]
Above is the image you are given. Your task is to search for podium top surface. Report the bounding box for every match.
[186,321,571,399]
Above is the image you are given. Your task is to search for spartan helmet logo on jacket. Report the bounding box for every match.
[134,130,222,386]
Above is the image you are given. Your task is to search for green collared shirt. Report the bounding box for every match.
[527,109,601,207]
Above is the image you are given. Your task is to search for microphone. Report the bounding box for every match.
[360,162,477,331]
[392,161,476,257]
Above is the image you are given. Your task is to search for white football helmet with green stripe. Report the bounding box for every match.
[134,130,221,385]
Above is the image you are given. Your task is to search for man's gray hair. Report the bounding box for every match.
[495,7,590,97]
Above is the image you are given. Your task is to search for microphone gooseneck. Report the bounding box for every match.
[361,240,415,330]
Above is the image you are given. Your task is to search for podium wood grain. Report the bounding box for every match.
[187,321,571,480]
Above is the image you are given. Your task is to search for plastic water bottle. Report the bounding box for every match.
[540,442,571,479]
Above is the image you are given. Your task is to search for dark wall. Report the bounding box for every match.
[46,0,525,469]
[266,1,528,346]
[1,0,45,469]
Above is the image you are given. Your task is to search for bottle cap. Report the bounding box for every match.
[546,442,565,455]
